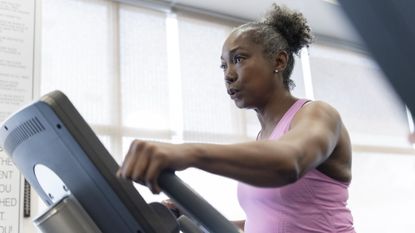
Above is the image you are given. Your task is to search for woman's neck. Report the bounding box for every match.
[255,92,297,139]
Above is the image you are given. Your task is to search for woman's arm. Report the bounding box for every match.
[232,220,245,231]
[118,101,342,194]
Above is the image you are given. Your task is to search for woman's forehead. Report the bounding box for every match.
[222,30,262,55]
[225,30,252,46]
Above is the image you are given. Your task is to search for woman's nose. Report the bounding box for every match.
[225,68,237,84]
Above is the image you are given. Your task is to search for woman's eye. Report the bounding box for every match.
[220,63,227,70]
[233,55,244,64]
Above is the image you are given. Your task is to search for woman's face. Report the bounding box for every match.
[221,30,278,109]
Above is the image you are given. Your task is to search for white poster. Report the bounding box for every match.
[0,0,35,232]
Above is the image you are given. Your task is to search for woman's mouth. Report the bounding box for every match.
[228,88,240,99]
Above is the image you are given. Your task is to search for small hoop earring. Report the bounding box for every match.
[274,69,279,73]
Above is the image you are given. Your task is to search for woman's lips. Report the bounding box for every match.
[228,88,240,99]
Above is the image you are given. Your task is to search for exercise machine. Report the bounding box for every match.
[0,90,240,233]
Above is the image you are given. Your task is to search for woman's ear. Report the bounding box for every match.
[274,50,289,73]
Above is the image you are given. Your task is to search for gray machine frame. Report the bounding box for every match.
[0,90,240,233]
[339,0,415,116]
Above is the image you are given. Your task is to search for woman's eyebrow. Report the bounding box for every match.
[221,47,248,60]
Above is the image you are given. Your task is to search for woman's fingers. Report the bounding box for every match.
[118,140,144,179]
[145,153,164,194]
[118,140,191,194]
[130,145,152,182]
[162,199,181,217]
[117,140,165,194]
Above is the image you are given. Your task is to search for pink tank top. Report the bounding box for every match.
[238,99,355,233]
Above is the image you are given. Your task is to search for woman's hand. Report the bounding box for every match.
[409,132,415,143]
[162,199,181,217]
[117,140,196,194]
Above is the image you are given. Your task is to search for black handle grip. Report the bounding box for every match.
[158,171,240,233]
[177,215,204,233]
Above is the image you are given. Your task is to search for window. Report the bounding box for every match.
[309,44,411,148]
[177,13,245,143]
[41,0,249,219]
[41,0,415,230]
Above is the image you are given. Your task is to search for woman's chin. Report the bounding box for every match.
[233,99,250,109]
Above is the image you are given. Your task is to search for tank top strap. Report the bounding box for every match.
[269,99,310,140]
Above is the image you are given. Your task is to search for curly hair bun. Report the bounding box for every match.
[262,4,312,54]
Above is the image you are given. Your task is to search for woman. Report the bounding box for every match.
[119,4,355,232]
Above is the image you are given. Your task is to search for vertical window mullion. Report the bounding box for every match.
[108,2,123,162]
[166,12,184,143]
[300,48,315,100]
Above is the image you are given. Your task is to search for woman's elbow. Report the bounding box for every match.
[276,161,300,185]
[265,159,300,187]
[276,146,303,185]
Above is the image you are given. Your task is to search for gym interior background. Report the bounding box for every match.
[3,0,415,232]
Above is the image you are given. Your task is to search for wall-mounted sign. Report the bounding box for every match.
[0,0,36,232]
